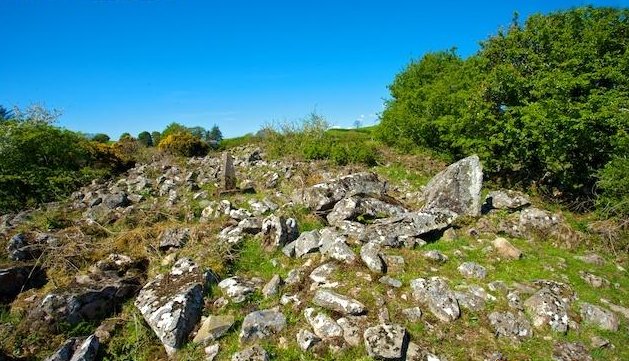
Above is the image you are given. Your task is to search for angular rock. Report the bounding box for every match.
[204,343,220,361]
[6,233,46,261]
[232,344,269,361]
[360,242,385,273]
[363,324,408,360]
[321,240,356,264]
[218,277,256,303]
[102,192,129,209]
[360,209,457,247]
[485,190,530,210]
[423,155,483,216]
[574,253,605,266]
[410,277,460,323]
[294,230,321,257]
[579,272,609,288]
[45,335,99,361]
[523,287,570,333]
[262,275,282,298]
[492,237,522,259]
[304,308,343,338]
[159,228,190,250]
[327,195,408,226]
[401,307,422,322]
[519,207,561,233]
[221,152,237,190]
[193,315,235,344]
[238,218,263,234]
[458,262,487,279]
[239,309,286,342]
[337,316,365,346]
[312,289,366,315]
[309,263,336,284]
[379,276,402,288]
[423,250,448,263]
[552,342,592,361]
[296,328,321,351]
[580,303,619,331]
[135,258,210,355]
[453,291,485,311]
[0,265,47,303]
[261,215,298,249]
[488,312,532,340]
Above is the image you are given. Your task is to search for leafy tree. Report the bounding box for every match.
[209,125,223,142]
[137,131,153,147]
[92,133,110,143]
[378,6,629,211]
[119,132,132,141]
[0,105,13,122]
[161,122,189,138]
[151,131,161,146]
[158,132,209,157]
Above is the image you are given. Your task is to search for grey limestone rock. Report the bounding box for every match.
[312,289,366,315]
[488,311,532,340]
[304,308,343,339]
[485,190,530,210]
[523,287,570,333]
[232,344,269,361]
[217,277,256,303]
[363,324,408,360]
[239,309,286,342]
[193,315,235,344]
[360,242,385,273]
[458,262,487,279]
[296,328,321,351]
[159,228,190,250]
[410,277,460,323]
[580,303,619,331]
[294,230,321,258]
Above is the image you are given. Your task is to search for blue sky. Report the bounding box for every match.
[1,0,626,139]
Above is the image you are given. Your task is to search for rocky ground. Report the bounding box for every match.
[0,145,627,361]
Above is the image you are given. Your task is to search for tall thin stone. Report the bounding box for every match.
[221,152,237,190]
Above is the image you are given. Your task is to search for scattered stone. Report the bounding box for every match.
[294,230,321,258]
[102,192,129,209]
[422,155,483,216]
[238,218,263,234]
[552,342,592,361]
[337,316,365,346]
[410,277,460,323]
[240,309,286,342]
[379,276,402,288]
[492,237,522,259]
[580,303,619,331]
[574,254,605,266]
[454,291,485,311]
[218,277,256,303]
[458,262,487,279]
[363,324,408,360]
[327,195,408,226]
[485,190,530,210]
[519,207,561,233]
[304,308,343,338]
[44,335,99,361]
[262,275,282,298]
[321,239,356,264]
[488,312,532,340]
[159,228,190,250]
[423,250,448,263]
[221,152,237,191]
[523,287,570,333]
[590,336,610,349]
[193,315,235,344]
[600,298,629,319]
[406,342,443,361]
[232,344,269,361]
[284,268,302,285]
[296,329,321,351]
[360,242,385,273]
[382,255,405,274]
[402,307,423,322]
[309,263,337,284]
[0,265,47,303]
[312,289,366,315]
[261,215,298,249]
[204,343,220,361]
[6,233,45,261]
[135,258,210,355]
[579,272,609,288]
[487,281,508,293]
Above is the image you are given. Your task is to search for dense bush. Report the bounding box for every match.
[158,131,209,157]
[0,117,119,211]
[378,7,629,214]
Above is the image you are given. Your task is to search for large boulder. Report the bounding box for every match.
[422,155,483,216]
[327,195,408,226]
[135,258,211,355]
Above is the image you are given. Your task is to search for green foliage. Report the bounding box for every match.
[378,6,629,212]
[0,105,14,122]
[119,132,132,141]
[92,133,110,143]
[209,124,223,142]
[161,122,188,138]
[597,156,629,218]
[137,131,153,147]
[150,131,161,146]
[158,132,209,157]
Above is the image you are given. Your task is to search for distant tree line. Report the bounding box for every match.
[377,6,629,217]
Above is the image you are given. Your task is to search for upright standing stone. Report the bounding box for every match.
[221,152,237,190]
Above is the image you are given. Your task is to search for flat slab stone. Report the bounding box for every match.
[312,289,366,315]
[193,315,235,344]
[363,324,408,360]
[239,309,286,342]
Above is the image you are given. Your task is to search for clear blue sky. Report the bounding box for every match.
[1,0,626,139]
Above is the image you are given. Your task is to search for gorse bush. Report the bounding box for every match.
[378,6,629,215]
[158,131,209,157]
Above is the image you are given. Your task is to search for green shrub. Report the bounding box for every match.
[378,7,629,209]
[597,156,629,218]
[158,132,209,157]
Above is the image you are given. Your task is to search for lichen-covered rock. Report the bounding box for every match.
[363,324,408,360]
[309,263,337,284]
[304,308,343,338]
[232,344,269,361]
[453,291,485,311]
[261,215,298,249]
[262,275,282,298]
[337,316,366,346]
[296,328,321,351]
[523,287,570,333]
[218,277,256,303]
[221,152,237,190]
[458,262,487,279]
[44,335,99,361]
[401,307,422,322]
[294,230,321,257]
[410,277,460,323]
[327,195,408,226]
[360,242,385,273]
[360,209,457,247]
[422,155,483,216]
[423,250,448,263]
[159,228,190,250]
[488,312,532,340]
[552,342,592,361]
[580,303,619,331]
[519,207,561,233]
[135,258,210,355]
[312,289,366,315]
[239,309,286,342]
[485,190,530,210]
[193,315,235,344]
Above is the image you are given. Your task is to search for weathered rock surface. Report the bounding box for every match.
[221,152,237,190]
[0,264,47,303]
[135,258,210,355]
[304,308,343,339]
[327,195,407,226]
[580,303,619,331]
[488,311,532,340]
[363,324,408,360]
[523,287,570,333]
[485,190,530,210]
[458,262,487,279]
[410,277,460,323]
[193,315,235,344]
[552,342,592,361]
[492,237,522,259]
[294,230,321,257]
[44,335,99,361]
[261,215,298,248]
[422,155,483,216]
[159,227,190,250]
[218,276,256,303]
[239,309,286,342]
[296,328,321,351]
[312,289,366,315]
[262,274,282,298]
[360,242,385,273]
[232,344,269,361]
